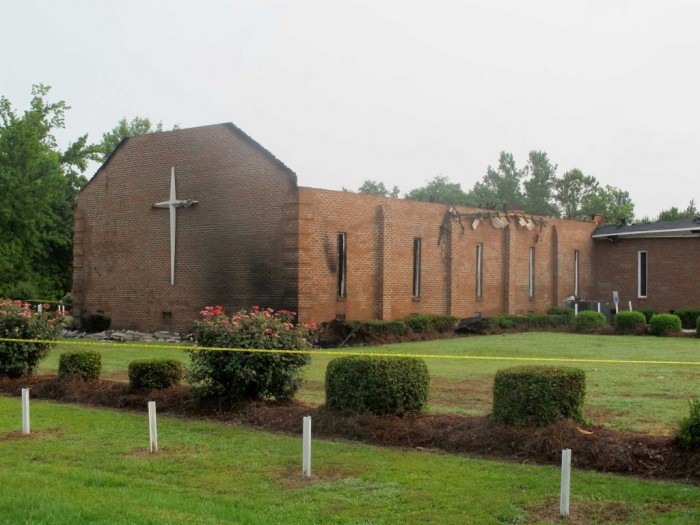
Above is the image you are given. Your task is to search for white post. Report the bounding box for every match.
[597,302,601,313]
[574,303,579,316]
[302,415,312,480]
[628,301,633,311]
[148,401,158,453]
[21,388,30,435]
[37,304,43,313]
[560,448,571,517]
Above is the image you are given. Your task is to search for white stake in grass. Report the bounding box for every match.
[629,300,633,311]
[302,415,312,480]
[21,388,30,435]
[560,448,572,517]
[148,401,158,453]
[574,303,579,316]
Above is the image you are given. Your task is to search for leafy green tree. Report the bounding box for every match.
[522,151,559,216]
[406,175,474,206]
[656,199,697,222]
[581,185,635,223]
[355,180,400,197]
[0,84,97,299]
[554,169,600,219]
[98,116,178,162]
[469,152,524,210]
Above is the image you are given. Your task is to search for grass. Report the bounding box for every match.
[38,332,700,435]
[2,396,700,524]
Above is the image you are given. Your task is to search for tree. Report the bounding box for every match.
[469,152,524,210]
[554,169,599,219]
[98,116,178,162]
[581,185,635,224]
[355,180,400,198]
[0,84,97,298]
[406,175,474,206]
[656,199,697,222]
[522,151,559,216]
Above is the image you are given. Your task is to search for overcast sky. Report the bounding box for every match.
[3,0,699,219]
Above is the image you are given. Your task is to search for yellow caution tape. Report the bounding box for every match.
[0,337,698,366]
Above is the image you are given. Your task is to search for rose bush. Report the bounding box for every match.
[188,306,317,402]
[0,299,64,378]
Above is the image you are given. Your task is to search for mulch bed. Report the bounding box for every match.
[2,375,700,484]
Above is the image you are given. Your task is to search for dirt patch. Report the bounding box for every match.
[0,426,63,441]
[277,464,365,489]
[2,375,700,484]
[525,499,695,524]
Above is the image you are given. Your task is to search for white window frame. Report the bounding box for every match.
[412,238,421,298]
[475,243,483,299]
[337,233,347,298]
[574,250,580,297]
[638,250,647,298]
[529,246,535,300]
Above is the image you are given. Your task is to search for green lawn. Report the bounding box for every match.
[40,332,700,434]
[1,396,700,524]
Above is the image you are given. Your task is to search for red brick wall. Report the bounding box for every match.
[297,188,598,323]
[594,237,700,312]
[73,124,298,332]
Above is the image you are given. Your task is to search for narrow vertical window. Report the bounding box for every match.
[412,238,421,298]
[638,251,647,298]
[475,243,483,299]
[574,250,580,297]
[337,233,347,298]
[529,246,535,300]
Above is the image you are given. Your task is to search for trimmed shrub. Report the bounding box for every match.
[58,350,102,381]
[677,399,700,451]
[189,306,316,401]
[649,313,682,336]
[573,311,606,332]
[81,312,111,333]
[493,366,587,428]
[129,359,184,390]
[487,313,571,331]
[614,311,647,333]
[638,308,660,324]
[0,299,61,378]
[404,314,457,333]
[325,356,429,415]
[546,306,575,324]
[674,308,700,330]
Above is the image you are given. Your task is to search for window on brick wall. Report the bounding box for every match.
[574,250,580,297]
[412,237,422,298]
[638,251,647,298]
[529,246,535,300]
[337,233,347,298]
[476,243,483,299]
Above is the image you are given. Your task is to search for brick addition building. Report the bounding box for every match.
[73,123,612,332]
[593,217,700,313]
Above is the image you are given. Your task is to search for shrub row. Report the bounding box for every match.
[486,312,573,330]
[674,308,700,330]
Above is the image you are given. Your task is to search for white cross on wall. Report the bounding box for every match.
[152,167,198,285]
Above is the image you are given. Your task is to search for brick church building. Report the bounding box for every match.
[72,123,698,332]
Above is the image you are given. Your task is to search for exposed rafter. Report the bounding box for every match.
[437,208,549,246]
